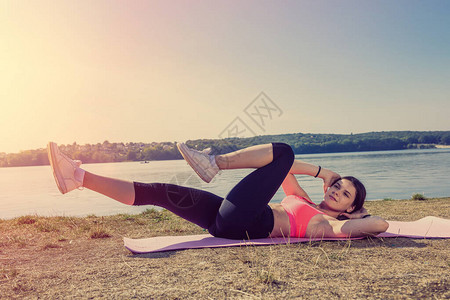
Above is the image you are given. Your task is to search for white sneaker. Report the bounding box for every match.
[47,142,83,194]
[176,143,220,183]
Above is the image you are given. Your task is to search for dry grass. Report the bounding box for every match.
[0,198,449,299]
[89,225,112,239]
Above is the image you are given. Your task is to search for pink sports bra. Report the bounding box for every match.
[280,195,325,238]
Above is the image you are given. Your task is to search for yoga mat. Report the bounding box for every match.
[124,216,450,254]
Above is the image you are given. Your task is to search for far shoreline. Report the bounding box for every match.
[1,146,449,169]
[2,130,449,168]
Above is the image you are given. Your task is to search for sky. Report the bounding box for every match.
[1,0,449,153]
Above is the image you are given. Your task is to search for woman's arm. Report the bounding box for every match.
[281,173,312,201]
[289,159,341,193]
[310,216,389,238]
[335,216,389,237]
[281,159,321,200]
[289,160,321,176]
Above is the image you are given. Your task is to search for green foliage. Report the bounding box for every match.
[1,131,449,167]
[440,133,450,144]
[411,193,427,201]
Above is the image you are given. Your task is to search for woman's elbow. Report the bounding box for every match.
[373,217,389,233]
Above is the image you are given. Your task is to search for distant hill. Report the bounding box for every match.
[1,131,449,167]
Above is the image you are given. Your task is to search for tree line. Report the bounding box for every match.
[1,131,449,168]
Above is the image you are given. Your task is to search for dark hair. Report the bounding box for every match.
[332,176,366,214]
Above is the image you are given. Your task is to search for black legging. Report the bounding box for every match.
[133,143,294,239]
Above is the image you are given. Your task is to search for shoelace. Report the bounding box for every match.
[57,150,84,190]
[200,148,212,155]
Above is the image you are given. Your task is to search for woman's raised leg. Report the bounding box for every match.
[177,143,277,183]
[210,143,295,239]
[215,144,274,170]
[48,142,136,205]
[83,172,135,205]
[48,142,224,230]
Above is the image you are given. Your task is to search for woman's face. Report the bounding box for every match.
[324,179,357,213]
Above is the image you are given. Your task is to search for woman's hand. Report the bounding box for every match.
[319,168,341,194]
[339,207,369,219]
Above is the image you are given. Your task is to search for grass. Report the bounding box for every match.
[1,267,19,280]
[0,197,448,299]
[35,219,60,233]
[42,243,63,250]
[89,226,112,239]
[4,235,28,247]
[16,215,37,225]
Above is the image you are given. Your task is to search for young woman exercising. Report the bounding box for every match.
[47,142,389,239]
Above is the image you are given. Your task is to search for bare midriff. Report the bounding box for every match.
[268,203,291,238]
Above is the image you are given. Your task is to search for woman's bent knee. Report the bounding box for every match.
[272,143,294,162]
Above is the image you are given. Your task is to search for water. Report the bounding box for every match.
[0,149,449,219]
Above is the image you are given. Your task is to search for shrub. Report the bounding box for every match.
[411,193,427,200]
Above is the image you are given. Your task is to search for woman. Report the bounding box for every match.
[47,142,388,240]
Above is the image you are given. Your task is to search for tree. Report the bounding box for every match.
[440,134,450,145]
[127,150,138,161]
[418,135,435,144]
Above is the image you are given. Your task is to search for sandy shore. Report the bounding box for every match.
[1,197,449,299]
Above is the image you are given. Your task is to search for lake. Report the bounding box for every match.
[0,149,449,219]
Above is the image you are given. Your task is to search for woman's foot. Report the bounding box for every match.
[47,142,83,194]
[176,143,219,183]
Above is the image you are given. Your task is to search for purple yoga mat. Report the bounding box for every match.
[124,216,450,254]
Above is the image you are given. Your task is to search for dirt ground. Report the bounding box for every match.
[1,198,449,299]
